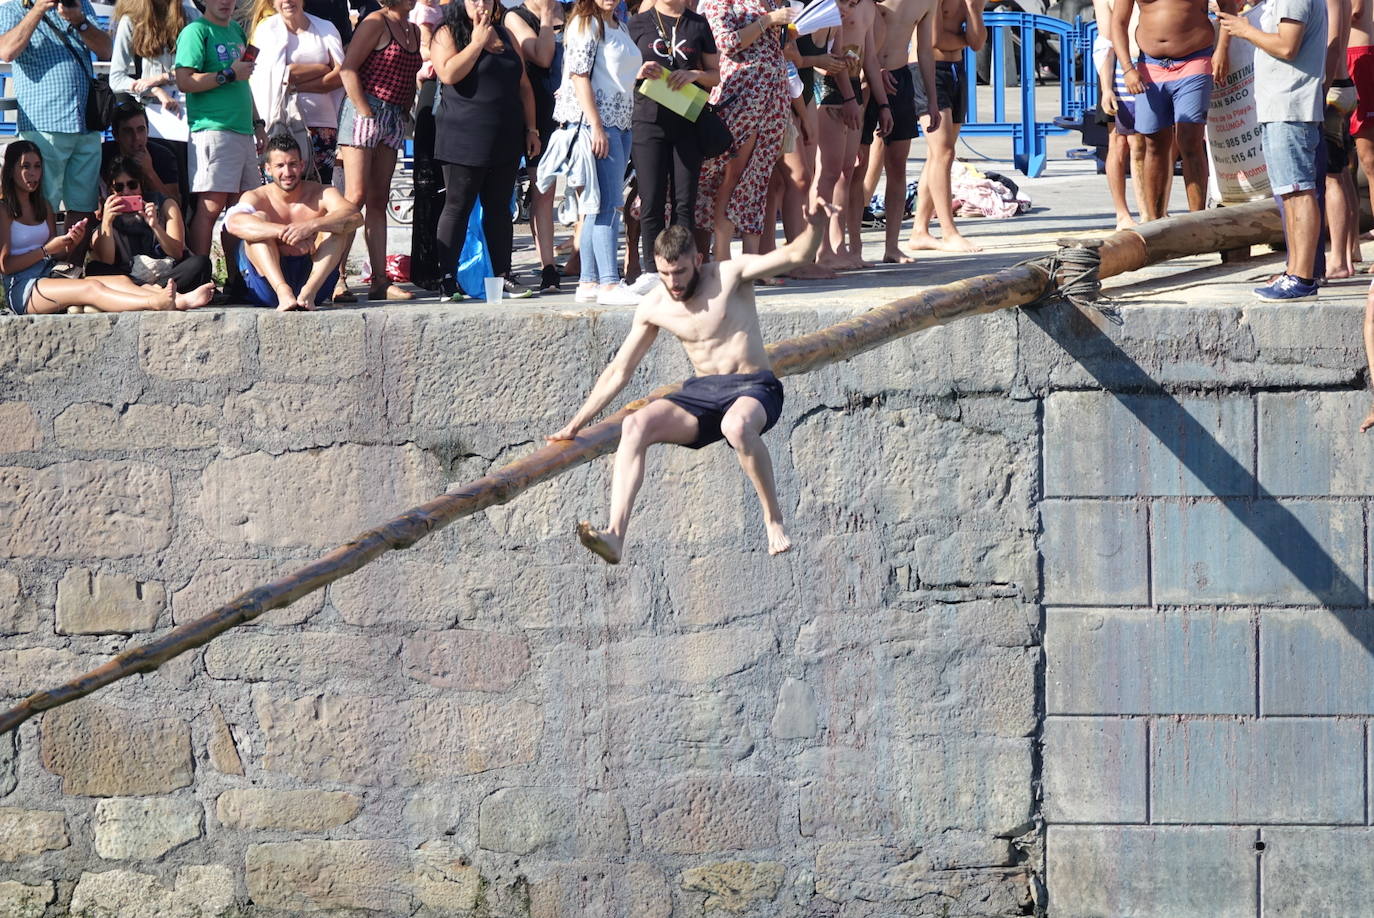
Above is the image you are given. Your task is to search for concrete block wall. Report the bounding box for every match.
[1040,381,1374,918]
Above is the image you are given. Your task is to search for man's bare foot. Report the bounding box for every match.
[882,248,917,264]
[785,263,839,279]
[766,520,792,555]
[1115,215,1138,230]
[1361,404,1374,432]
[273,282,298,311]
[577,521,622,564]
[175,282,215,310]
[293,290,320,310]
[817,252,849,270]
[1327,265,1354,280]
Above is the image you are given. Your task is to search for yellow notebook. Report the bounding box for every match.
[637,72,709,122]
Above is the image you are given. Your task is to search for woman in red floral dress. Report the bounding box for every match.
[695,0,797,259]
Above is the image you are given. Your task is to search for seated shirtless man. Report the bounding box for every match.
[1112,0,1229,221]
[548,202,838,564]
[225,134,362,311]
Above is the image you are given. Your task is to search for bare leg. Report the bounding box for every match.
[783,105,836,278]
[845,136,872,268]
[1106,130,1137,230]
[243,240,300,311]
[881,138,915,262]
[1326,171,1357,279]
[712,132,759,261]
[909,111,981,252]
[1137,126,1174,222]
[579,399,700,563]
[719,396,791,555]
[1175,122,1208,212]
[1281,188,1320,279]
[189,191,229,257]
[528,166,556,270]
[364,144,410,299]
[815,105,854,266]
[298,232,353,308]
[1127,132,1148,218]
[27,276,175,313]
[82,273,208,309]
[862,132,885,206]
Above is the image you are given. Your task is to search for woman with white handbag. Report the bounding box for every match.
[248,0,346,185]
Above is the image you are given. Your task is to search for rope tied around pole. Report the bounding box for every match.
[1019,238,1122,324]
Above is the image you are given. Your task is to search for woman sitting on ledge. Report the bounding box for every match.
[0,142,214,315]
[87,155,214,293]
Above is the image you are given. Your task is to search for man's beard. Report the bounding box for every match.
[669,266,700,302]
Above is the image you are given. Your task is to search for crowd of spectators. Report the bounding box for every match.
[0,0,988,312]
[0,0,1366,313]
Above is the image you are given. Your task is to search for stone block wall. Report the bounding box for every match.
[1,297,1370,916]
[0,306,1039,917]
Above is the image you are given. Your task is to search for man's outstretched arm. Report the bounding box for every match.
[736,202,838,283]
[547,310,661,441]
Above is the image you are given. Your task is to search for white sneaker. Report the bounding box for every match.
[596,283,641,306]
[574,283,600,303]
[628,273,661,296]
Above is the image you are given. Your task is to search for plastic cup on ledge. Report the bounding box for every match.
[483,276,502,304]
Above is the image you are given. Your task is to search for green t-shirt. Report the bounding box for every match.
[174,18,253,135]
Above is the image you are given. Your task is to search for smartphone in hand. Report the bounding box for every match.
[117,194,144,214]
[241,43,260,62]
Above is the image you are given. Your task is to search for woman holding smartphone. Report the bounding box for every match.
[0,142,213,315]
[87,156,213,290]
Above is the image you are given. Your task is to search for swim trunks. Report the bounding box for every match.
[664,371,785,450]
[1348,45,1374,136]
[237,245,338,308]
[933,60,966,124]
[862,65,920,144]
[819,74,863,107]
[1132,46,1213,134]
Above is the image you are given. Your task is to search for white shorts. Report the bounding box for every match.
[190,130,261,194]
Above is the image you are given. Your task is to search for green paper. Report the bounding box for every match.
[638,72,709,122]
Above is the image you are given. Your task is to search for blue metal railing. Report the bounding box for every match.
[960,12,1100,177]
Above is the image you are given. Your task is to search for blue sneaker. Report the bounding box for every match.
[1253,273,1318,301]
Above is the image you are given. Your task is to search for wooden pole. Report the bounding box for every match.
[0,200,1285,735]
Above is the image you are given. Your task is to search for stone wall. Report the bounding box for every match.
[0,296,1367,916]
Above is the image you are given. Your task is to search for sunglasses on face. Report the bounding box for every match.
[111,180,139,192]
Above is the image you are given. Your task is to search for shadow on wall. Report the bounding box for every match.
[1024,301,1370,635]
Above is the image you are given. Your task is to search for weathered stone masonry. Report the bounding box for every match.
[0,297,1367,916]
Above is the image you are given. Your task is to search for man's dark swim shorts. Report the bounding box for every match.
[664,371,785,450]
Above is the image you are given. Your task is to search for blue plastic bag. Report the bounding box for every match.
[457,199,491,299]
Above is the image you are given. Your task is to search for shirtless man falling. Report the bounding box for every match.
[908,0,985,253]
[225,134,363,311]
[862,0,941,262]
[549,202,838,563]
[1111,0,1228,221]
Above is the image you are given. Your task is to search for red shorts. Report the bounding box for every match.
[1348,45,1374,136]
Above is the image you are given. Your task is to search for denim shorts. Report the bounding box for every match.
[1262,121,1320,196]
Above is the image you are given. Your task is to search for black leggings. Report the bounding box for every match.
[87,254,212,289]
[631,120,703,271]
[436,161,520,281]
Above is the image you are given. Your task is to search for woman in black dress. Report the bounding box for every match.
[505,0,567,293]
[430,0,542,299]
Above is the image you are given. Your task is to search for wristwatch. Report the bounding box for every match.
[216,67,236,84]
[75,18,89,31]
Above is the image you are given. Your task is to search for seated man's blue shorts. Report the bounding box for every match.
[237,245,337,308]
